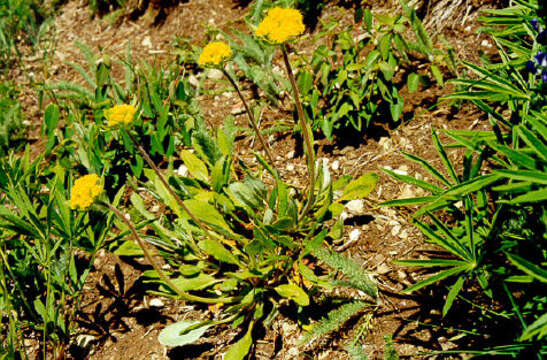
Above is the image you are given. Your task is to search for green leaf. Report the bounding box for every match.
[339,173,378,201]
[158,321,212,347]
[224,322,254,360]
[198,239,240,265]
[443,276,465,317]
[407,72,420,93]
[184,199,232,233]
[402,265,469,293]
[114,240,144,257]
[171,273,221,291]
[180,150,209,182]
[506,253,547,283]
[520,312,547,341]
[382,168,443,194]
[504,188,547,204]
[274,283,310,306]
[430,64,444,86]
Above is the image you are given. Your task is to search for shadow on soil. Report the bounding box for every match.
[69,262,170,359]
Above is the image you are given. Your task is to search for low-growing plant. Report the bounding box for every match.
[296,0,456,140]
[0,81,24,156]
[43,43,197,192]
[382,0,547,357]
[0,149,117,359]
[83,7,381,359]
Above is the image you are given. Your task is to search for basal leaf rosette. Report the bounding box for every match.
[198,41,232,67]
[70,174,103,210]
[255,7,305,44]
[104,104,137,127]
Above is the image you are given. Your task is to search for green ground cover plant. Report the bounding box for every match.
[0,150,118,359]
[383,0,547,357]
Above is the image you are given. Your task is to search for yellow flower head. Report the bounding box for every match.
[70,174,103,210]
[255,7,305,44]
[105,104,137,127]
[198,41,232,66]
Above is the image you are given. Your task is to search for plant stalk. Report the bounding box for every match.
[221,68,277,166]
[281,44,316,215]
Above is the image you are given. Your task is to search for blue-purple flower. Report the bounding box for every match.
[542,70,547,83]
[526,60,536,73]
[535,51,547,67]
[531,18,539,31]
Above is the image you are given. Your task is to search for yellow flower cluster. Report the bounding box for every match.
[105,104,137,127]
[198,41,232,66]
[255,7,305,44]
[70,174,103,210]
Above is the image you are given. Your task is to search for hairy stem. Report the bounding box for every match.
[281,45,316,217]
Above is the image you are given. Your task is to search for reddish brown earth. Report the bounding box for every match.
[9,0,504,359]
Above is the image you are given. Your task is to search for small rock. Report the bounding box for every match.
[141,36,152,49]
[378,137,392,151]
[176,164,188,177]
[393,168,408,176]
[349,228,361,242]
[76,334,96,349]
[481,39,492,48]
[188,75,199,88]
[331,160,340,171]
[286,164,295,172]
[399,184,416,199]
[287,348,299,357]
[207,69,223,80]
[149,298,165,308]
[345,199,364,214]
[230,104,245,115]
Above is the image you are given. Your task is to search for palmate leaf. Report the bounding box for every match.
[443,276,465,317]
[401,265,470,294]
[381,167,442,194]
[504,188,547,203]
[400,151,452,186]
[517,125,547,163]
[520,312,547,341]
[506,253,547,283]
[412,219,472,261]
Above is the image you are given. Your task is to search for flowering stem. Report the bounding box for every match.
[281,44,316,213]
[222,68,276,166]
[125,130,216,243]
[104,202,233,304]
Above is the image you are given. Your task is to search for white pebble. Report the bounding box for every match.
[349,228,361,242]
[345,199,364,214]
[149,298,165,308]
[176,165,188,177]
